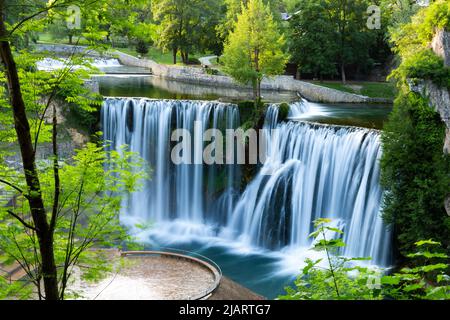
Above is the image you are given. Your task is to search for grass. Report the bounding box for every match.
[114,46,205,66]
[308,81,396,100]
[36,32,203,66]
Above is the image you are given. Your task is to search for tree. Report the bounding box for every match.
[381,0,450,257]
[222,0,289,106]
[288,0,338,80]
[152,0,221,65]
[136,39,149,56]
[217,0,283,43]
[287,0,378,83]
[0,0,146,300]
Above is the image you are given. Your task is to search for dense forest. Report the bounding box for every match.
[0,0,449,301]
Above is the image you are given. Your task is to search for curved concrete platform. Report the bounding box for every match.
[73,250,222,300]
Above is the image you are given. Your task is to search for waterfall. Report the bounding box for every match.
[37,57,122,71]
[101,97,240,229]
[101,97,391,267]
[227,113,391,265]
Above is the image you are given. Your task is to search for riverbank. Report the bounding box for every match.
[34,43,393,104]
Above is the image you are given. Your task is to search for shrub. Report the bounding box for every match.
[278,219,382,300]
[380,92,450,256]
[135,40,149,56]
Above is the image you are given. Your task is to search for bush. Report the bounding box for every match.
[393,49,450,88]
[186,57,200,65]
[135,40,149,56]
[279,219,382,300]
[380,92,450,256]
[205,67,219,75]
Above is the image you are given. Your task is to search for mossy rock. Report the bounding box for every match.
[278,103,290,122]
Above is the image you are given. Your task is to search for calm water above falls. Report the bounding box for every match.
[101,98,393,298]
[97,75,392,130]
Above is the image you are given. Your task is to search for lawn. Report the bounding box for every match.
[309,81,396,100]
[112,46,194,65]
[36,32,203,66]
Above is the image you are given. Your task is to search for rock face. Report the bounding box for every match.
[409,79,450,154]
[410,29,450,216]
[430,29,450,156]
[432,29,450,67]
[431,29,450,216]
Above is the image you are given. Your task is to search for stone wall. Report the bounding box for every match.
[112,50,390,104]
[34,43,391,104]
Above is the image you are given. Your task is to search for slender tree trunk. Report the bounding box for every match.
[68,34,73,45]
[173,47,177,64]
[252,80,258,109]
[254,48,261,108]
[256,79,261,105]
[341,63,346,84]
[0,3,59,300]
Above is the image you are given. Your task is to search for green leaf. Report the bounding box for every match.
[415,239,441,247]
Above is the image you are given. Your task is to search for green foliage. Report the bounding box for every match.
[288,0,338,79]
[222,0,289,100]
[277,103,290,122]
[205,68,219,75]
[237,99,265,130]
[381,240,450,300]
[279,219,382,300]
[0,143,148,299]
[390,0,450,59]
[382,0,450,257]
[311,81,396,100]
[380,92,450,255]
[279,220,449,300]
[136,39,150,56]
[152,0,222,64]
[288,0,379,81]
[391,49,450,89]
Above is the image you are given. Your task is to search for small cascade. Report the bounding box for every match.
[37,57,122,71]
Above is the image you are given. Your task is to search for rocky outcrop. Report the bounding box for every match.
[432,29,450,67]
[409,29,450,216]
[408,79,450,154]
[429,29,450,216]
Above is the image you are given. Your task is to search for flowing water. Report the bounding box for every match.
[101,98,392,297]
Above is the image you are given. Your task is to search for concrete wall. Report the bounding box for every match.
[111,50,390,104]
[34,43,391,104]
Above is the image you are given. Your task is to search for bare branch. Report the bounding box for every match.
[6,210,38,231]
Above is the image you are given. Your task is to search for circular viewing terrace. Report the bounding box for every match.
[76,249,222,300]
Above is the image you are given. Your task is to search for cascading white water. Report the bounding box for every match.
[101,97,241,231]
[101,98,391,267]
[37,57,122,71]
[227,104,391,265]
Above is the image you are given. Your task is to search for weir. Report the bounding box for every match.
[101,97,391,267]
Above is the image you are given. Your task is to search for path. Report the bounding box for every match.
[199,55,217,67]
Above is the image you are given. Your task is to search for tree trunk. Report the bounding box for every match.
[252,80,258,109]
[0,4,59,300]
[173,47,177,64]
[341,63,346,84]
[68,34,73,45]
[256,79,261,105]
